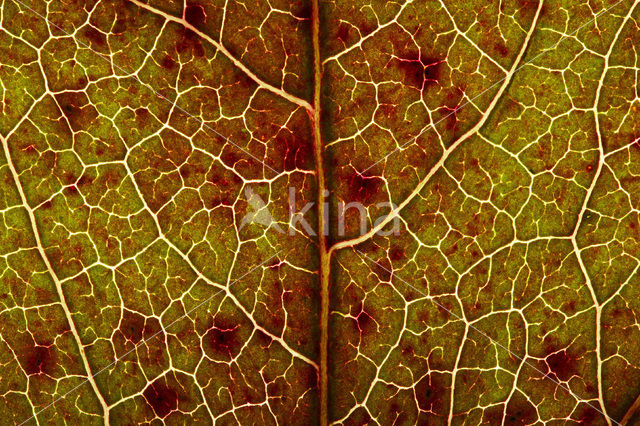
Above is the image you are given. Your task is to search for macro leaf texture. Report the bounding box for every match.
[0,0,640,424]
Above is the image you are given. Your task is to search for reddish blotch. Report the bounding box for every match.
[204,318,242,361]
[184,2,206,29]
[21,343,56,376]
[143,380,179,418]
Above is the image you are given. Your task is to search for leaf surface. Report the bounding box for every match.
[0,0,639,424]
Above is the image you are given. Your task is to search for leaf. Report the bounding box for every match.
[0,0,639,424]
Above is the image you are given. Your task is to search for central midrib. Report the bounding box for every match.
[310,0,332,424]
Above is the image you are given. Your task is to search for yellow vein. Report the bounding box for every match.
[569,2,640,424]
[356,249,620,425]
[10,0,282,176]
[0,133,111,425]
[331,0,546,254]
[126,0,314,112]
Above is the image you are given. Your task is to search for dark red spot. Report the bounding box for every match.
[21,343,56,375]
[390,247,405,261]
[113,18,127,34]
[184,2,206,29]
[495,42,510,57]
[577,405,599,424]
[505,392,537,424]
[161,55,176,70]
[546,349,577,381]
[423,57,444,87]
[389,54,443,90]
[387,402,407,423]
[143,380,178,418]
[348,172,383,204]
[67,171,87,189]
[400,340,415,356]
[204,318,242,361]
[221,150,240,168]
[77,174,94,187]
[67,185,79,195]
[41,200,52,210]
[176,28,205,57]
[135,107,150,121]
[356,310,375,334]
[179,167,190,180]
[611,307,627,319]
[336,23,351,43]
[397,59,430,89]
[83,27,106,47]
[270,312,285,332]
[415,375,446,412]
[55,92,98,132]
[120,310,145,344]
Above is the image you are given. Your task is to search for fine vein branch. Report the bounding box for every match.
[127,0,313,112]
